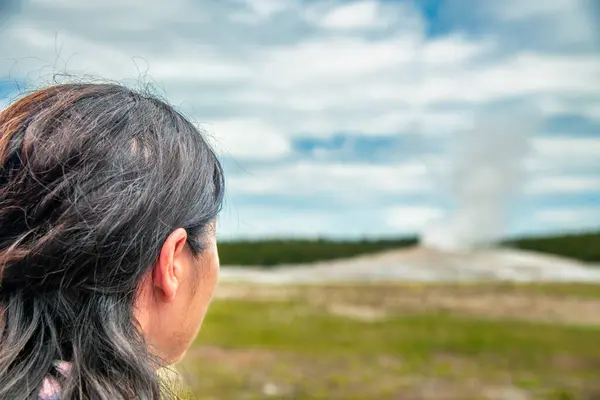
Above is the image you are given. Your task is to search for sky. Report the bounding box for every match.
[0,0,599,241]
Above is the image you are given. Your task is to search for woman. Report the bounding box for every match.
[0,83,225,399]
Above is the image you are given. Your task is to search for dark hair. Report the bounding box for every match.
[0,83,225,399]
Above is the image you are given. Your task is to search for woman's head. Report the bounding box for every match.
[0,83,224,398]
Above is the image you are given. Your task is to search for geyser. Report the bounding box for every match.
[421,110,540,252]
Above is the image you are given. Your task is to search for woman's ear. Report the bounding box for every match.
[152,228,188,301]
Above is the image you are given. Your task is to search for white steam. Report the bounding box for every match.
[421,110,540,251]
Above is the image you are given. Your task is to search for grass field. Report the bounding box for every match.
[178,282,600,399]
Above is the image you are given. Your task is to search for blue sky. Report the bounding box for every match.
[1,0,599,242]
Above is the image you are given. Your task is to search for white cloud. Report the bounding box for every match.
[534,207,600,226]
[528,137,600,171]
[218,207,335,239]
[422,34,490,65]
[482,0,598,48]
[538,99,600,122]
[2,0,598,147]
[230,0,290,24]
[150,58,252,82]
[218,203,425,239]
[522,137,600,196]
[227,161,431,199]
[306,0,397,31]
[490,0,585,21]
[386,207,443,231]
[3,23,156,83]
[418,53,600,104]
[256,36,416,87]
[532,137,600,158]
[526,175,600,195]
[202,119,291,161]
[2,0,600,238]
[245,45,599,129]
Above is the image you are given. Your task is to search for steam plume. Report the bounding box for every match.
[421,110,540,251]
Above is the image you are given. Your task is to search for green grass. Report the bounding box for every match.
[198,300,599,362]
[217,231,600,266]
[180,283,600,399]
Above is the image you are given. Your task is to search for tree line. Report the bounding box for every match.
[217,231,599,267]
